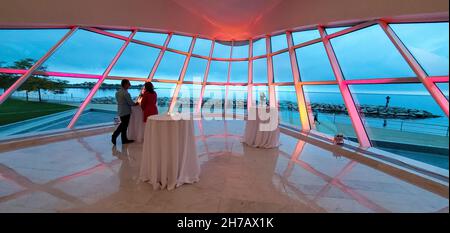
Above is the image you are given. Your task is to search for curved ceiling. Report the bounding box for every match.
[0,0,448,40]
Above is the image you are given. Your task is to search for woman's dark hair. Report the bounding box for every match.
[144,82,155,94]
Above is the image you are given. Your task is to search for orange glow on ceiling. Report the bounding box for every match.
[171,0,284,40]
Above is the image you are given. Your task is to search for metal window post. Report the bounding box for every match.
[168,36,197,113]
[196,40,215,114]
[266,36,277,108]
[286,31,311,130]
[318,26,372,148]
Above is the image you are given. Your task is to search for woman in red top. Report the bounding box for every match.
[140,82,158,122]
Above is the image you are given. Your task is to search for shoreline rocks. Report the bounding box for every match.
[90,96,441,120]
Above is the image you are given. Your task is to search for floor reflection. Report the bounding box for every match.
[0,120,447,212]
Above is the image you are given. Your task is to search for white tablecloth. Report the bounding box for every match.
[139,114,200,190]
[243,107,280,148]
[127,105,145,142]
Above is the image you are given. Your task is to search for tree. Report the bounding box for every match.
[5,58,68,102]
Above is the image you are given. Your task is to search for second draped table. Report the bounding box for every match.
[243,106,280,149]
[139,113,200,190]
[127,105,145,142]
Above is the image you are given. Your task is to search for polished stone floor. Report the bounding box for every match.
[0,120,448,213]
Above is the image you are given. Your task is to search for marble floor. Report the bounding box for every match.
[0,120,448,213]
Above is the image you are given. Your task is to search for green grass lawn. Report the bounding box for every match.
[0,98,77,126]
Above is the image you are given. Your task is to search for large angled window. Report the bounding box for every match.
[167,34,192,52]
[232,43,249,59]
[252,58,268,83]
[272,52,294,83]
[331,25,415,79]
[109,42,160,78]
[303,85,356,140]
[133,31,167,46]
[207,61,229,82]
[229,61,248,83]
[0,76,93,137]
[0,29,69,68]
[42,29,124,75]
[292,29,320,45]
[271,34,288,52]
[252,38,267,57]
[173,84,202,113]
[390,22,449,76]
[154,51,186,80]
[349,83,449,169]
[295,42,336,81]
[275,85,301,129]
[192,38,212,56]
[183,57,207,82]
[75,79,155,128]
[212,41,232,58]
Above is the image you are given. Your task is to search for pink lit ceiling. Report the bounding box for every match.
[0,0,448,40]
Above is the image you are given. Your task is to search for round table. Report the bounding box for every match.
[127,105,145,143]
[243,107,280,148]
[139,114,200,190]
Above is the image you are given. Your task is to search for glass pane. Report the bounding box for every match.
[154,51,186,80]
[173,84,202,113]
[390,22,449,76]
[252,58,268,83]
[252,85,269,106]
[271,34,288,52]
[183,57,207,82]
[105,30,131,37]
[192,38,212,56]
[252,38,267,57]
[272,52,294,83]
[207,61,229,82]
[226,86,248,116]
[349,83,449,169]
[168,34,192,52]
[331,25,415,79]
[0,29,69,68]
[229,61,248,83]
[0,76,91,138]
[202,85,226,116]
[153,82,177,114]
[436,83,449,100]
[75,79,143,128]
[133,31,167,46]
[295,42,335,81]
[212,41,232,58]
[292,29,321,45]
[232,43,249,58]
[325,26,351,35]
[275,85,301,129]
[42,29,124,75]
[109,42,160,78]
[303,85,357,140]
